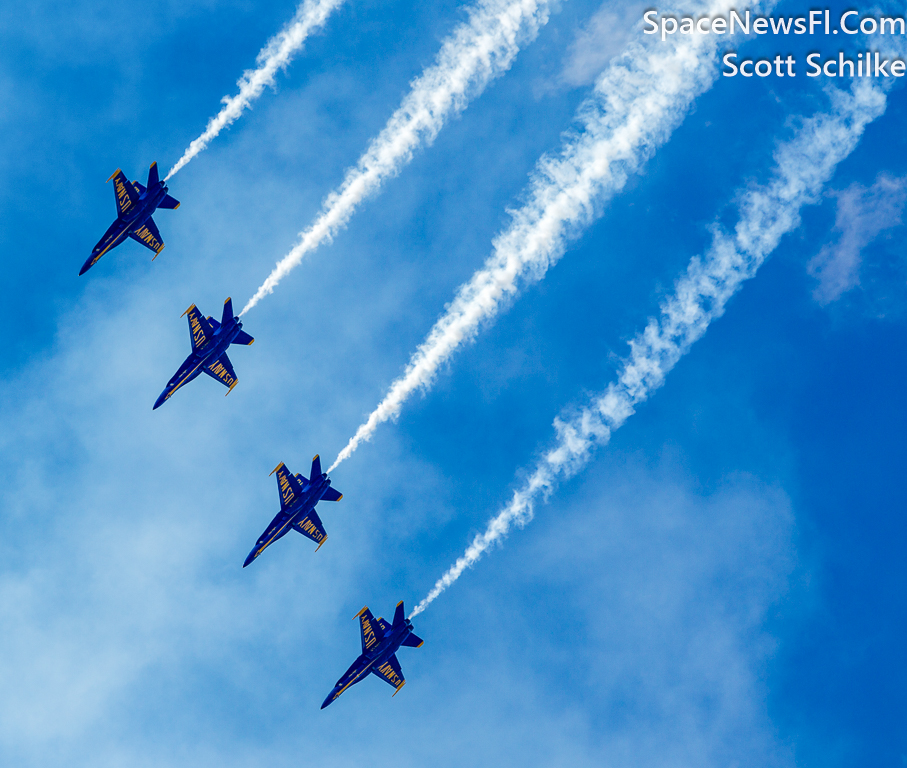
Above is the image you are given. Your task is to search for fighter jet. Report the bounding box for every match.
[321,601,423,709]
[243,455,341,567]
[80,162,179,275]
[153,298,253,409]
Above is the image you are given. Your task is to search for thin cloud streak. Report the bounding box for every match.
[411,80,887,617]
[165,0,345,181]
[241,0,552,315]
[330,0,741,472]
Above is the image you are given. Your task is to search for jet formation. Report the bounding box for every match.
[81,162,179,275]
[83,165,424,708]
[244,454,342,566]
[322,601,424,708]
[154,298,254,409]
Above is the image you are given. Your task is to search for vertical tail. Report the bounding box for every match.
[310,454,322,480]
[147,161,160,188]
[221,297,234,326]
[392,601,405,627]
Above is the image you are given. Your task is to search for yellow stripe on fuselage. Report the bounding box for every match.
[255,516,295,556]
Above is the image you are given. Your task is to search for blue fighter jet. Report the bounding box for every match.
[80,162,179,275]
[243,455,342,567]
[321,601,423,709]
[153,298,253,409]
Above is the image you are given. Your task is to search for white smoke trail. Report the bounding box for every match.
[240,0,552,315]
[410,80,887,617]
[165,0,345,181]
[330,0,747,472]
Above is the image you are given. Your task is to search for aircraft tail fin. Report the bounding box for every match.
[233,330,254,346]
[221,297,234,327]
[147,161,160,188]
[392,601,405,627]
[310,454,322,480]
[158,193,180,210]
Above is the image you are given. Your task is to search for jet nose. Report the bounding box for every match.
[242,551,256,568]
[152,392,167,410]
[321,689,340,709]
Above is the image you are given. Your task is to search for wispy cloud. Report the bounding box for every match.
[165,0,345,181]
[558,0,648,89]
[411,80,887,617]
[240,0,552,315]
[330,0,741,471]
[807,173,907,304]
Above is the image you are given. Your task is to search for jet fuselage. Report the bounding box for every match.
[321,618,416,708]
[153,317,245,409]
[82,177,172,275]
[243,472,334,566]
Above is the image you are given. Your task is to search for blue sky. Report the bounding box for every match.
[1,0,905,765]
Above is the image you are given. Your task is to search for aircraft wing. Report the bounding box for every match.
[355,607,383,653]
[129,217,164,256]
[372,654,405,693]
[184,305,215,351]
[272,463,305,510]
[203,353,237,391]
[109,169,140,216]
[292,508,327,549]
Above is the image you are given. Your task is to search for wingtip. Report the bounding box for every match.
[392,681,406,697]
[181,304,196,318]
[315,536,328,552]
[106,168,121,183]
[354,606,368,619]
[225,379,238,396]
[269,462,284,476]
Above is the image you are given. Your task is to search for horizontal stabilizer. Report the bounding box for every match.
[401,632,423,648]
[133,181,146,195]
[321,486,342,502]
[207,316,221,330]
[372,654,405,692]
[233,330,254,346]
[158,193,180,210]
